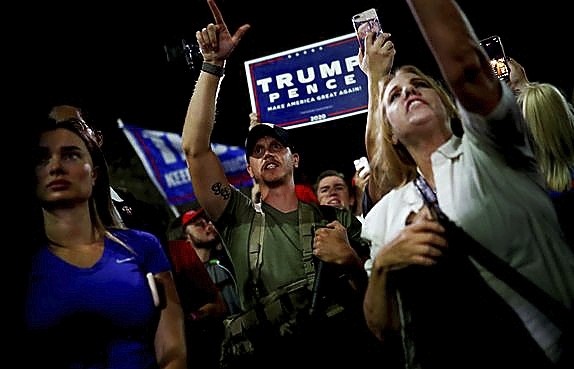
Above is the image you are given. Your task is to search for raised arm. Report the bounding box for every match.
[359,32,395,206]
[359,32,395,161]
[181,0,250,221]
[405,0,501,115]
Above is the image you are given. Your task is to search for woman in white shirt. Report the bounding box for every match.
[361,1,574,368]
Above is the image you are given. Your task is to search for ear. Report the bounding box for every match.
[391,132,399,145]
[246,163,255,178]
[292,153,300,168]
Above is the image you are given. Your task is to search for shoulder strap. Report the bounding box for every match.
[413,174,573,330]
[248,203,265,299]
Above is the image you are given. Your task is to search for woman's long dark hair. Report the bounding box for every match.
[31,117,123,247]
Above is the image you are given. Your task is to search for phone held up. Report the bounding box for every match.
[353,156,370,178]
[352,8,383,53]
[480,35,510,82]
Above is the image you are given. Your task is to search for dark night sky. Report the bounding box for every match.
[29,0,572,203]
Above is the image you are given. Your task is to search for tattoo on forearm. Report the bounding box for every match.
[211,182,231,200]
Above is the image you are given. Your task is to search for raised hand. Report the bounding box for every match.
[359,32,395,79]
[196,0,251,64]
[507,57,529,94]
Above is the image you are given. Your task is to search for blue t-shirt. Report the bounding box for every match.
[25,228,171,369]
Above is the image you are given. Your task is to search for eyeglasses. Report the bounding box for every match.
[250,140,287,159]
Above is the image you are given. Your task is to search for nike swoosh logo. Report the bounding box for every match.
[116,257,136,264]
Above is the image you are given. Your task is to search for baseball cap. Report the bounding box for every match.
[181,208,205,228]
[244,123,294,158]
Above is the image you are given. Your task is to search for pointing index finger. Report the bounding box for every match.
[207,0,226,27]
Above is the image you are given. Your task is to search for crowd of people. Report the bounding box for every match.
[23,0,573,368]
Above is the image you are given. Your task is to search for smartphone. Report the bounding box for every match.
[352,8,383,53]
[353,156,370,178]
[479,35,510,82]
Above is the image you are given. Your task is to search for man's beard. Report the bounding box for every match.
[191,236,220,250]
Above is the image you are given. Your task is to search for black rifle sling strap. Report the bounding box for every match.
[248,202,265,299]
[414,174,572,330]
[248,201,317,299]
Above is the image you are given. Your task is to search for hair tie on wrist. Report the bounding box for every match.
[201,62,224,77]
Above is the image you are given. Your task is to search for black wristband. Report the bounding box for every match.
[201,62,224,77]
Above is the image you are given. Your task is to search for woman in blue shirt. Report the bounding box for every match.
[27,115,187,369]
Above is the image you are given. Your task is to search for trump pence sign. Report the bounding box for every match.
[244,33,367,129]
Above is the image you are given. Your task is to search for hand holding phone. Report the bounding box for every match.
[479,35,510,82]
[352,8,383,53]
[353,156,370,179]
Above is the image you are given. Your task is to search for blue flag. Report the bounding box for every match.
[118,120,253,214]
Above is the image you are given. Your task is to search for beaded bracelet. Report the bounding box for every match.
[201,62,224,77]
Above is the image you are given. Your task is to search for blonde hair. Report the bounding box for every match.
[518,82,574,192]
[370,65,459,189]
[365,111,393,203]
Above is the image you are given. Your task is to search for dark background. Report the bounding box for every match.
[29,0,573,213]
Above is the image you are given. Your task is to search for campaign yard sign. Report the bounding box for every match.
[244,33,367,129]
